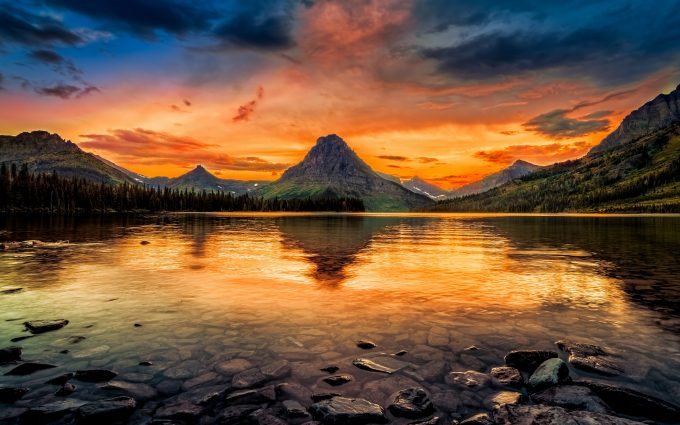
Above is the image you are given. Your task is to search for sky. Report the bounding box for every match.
[1,0,679,187]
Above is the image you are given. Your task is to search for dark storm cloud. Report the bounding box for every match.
[212,1,297,50]
[523,109,610,138]
[0,72,4,90]
[34,83,80,99]
[0,5,83,47]
[28,49,82,79]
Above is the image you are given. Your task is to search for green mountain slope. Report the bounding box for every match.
[432,123,680,212]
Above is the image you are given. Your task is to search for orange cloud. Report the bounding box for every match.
[233,86,264,122]
[474,141,593,165]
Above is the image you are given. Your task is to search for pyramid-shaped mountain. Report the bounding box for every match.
[166,165,267,194]
[258,134,431,211]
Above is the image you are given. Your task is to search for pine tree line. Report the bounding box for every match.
[0,164,365,213]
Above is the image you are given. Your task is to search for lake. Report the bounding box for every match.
[1,213,680,423]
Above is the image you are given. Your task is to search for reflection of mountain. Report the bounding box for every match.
[485,216,680,327]
[276,216,404,285]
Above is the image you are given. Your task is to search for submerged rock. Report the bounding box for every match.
[0,346,22,363]
[78,396,136,423]
[504,350,557,373]
[154,401,203,421]
[226,387,277,405]
[4,361,56,375]
[357,340,377,349]
[321,366,340,374]
[312,393,341,402]
[556,340,624,376]
[24,319,69,334]
[283,400,310,418]
[459,413,494,425]
[232,367,268,389]
[218,404,261,423]
[490,366,523,387]
[102,380,157,401]
[408,416,442,425]
[0,386,29,403]
[1,287,23,294]
[485,391,525,409]
[445,370,491,388]
[324,374,353,386]
[74,369,118,382]
[55,382,77,396]
[494,404,645,424]
[216,357,253,375]
[21,399,88,423]
[388,388,434,419]
[528,358,571,389]
[352,356,409,374]
[261,359,291,379]
[46,372,74,385]
[309,396,387,424]
[531,385,609,414]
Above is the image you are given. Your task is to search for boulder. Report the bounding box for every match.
[309,396,387,424]
[78,397,136,423]
[504,350,557,373]
[490,366,523,387]
[388,388,435,419]
[24,319,69,334]
[4,361,56,376]
[527,358,570,389]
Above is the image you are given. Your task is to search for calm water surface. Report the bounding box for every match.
[1,213,680,421]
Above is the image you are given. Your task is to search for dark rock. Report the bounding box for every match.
[140,241,151,245]
[10,336,34,343]
[261,360,291,379]
[324,374,353,386]
[577,380,680,423]
[527,358,571,389]
[0,407,27,422]
[494,404,645,424]
[139,361,153,366]
[218,404,260,423]
[55,383,76,396]
[66,335,86,344]
[0,386,29,403]
[173,384,228,406]
[24,319,69,334]
[555,340,609,357]
[226,387,276,405]
[556,340,623,376]
[102,380,157,401]
[309,396,387,424]
[46,372,74,385]
[4,361,56,375]
[465,345,480,351]
[283,400,309,418]
[490,366,523,387]
[352,357,409,374]
[134,323,143,327]
[459,413,494,425]
[485,391,525,409]
[21,399,88,423]
[388,388,434,419]
[321,366,340,374]
[276,382,312,403]
[59,349,69,354]
[155,401,203,421]
[249,408,288,425]
[504,350,557,373]
[0,346,22,363]
[232,367,268,389]
[395,350,408,356]
[407,416,441,425]
[445,370,490,388]
[312,393,341,402]
[74,369,118,382]
[78,396,136,423]
[1,287,23,294]
[531,385,609,414]
[357,340,377,349]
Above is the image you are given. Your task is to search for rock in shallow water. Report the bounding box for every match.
[493,404,646,424]
[490,366,523,387]
[388,388,434,419]
[0,346,22,363]
[310,396,387,424]
[485,391,525,409]
[216,357,253,375]
[357,340,377,349]
[459,413,494,425]
[530,385,609,414]
[232,367,268,389]
[24,319,69,334]
[0,386,29,403]
[74,369,118,383]
[102,380,157,401]
[504,350,557,373]
[445,370,491,388]
[352,357,409,374]
[556,340,624,376]
[528,358,571,390]
[4,361,56,375]
[283,399,310,418]
[321,366,340,374]
[78,396,136,423]
[324,374,353,386]
[55,382,76,396]
[46,372,74,385]
[21,399,88,423]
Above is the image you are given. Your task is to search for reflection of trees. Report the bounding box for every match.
[276,215,418,286]
[485,216,680,321]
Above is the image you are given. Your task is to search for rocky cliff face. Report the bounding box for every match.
[452,160,541,197]
[589,84,680,155]
[260,134,431,211]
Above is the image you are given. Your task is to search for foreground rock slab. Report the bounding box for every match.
[352,356,409,374]
[0,386,29,403]
[24,319,69,334]
[504,350,557,373]
[0,346,22,363]
[530,385,609,414]
[310,396,387,424]
[74,369,118,382]
[78,396,136,423]
[388,388,434,419]
[528,358,570,389]
[557,340,623,376]
[490,366,523,387]
[4,361,56,375]
[494,404,645,424]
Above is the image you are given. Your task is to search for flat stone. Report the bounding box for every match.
[531,385,609,414]
[357,340,377,349]
[74,369,118,382]
[430,389,459,411]
[528,358,571,389]
[490,366,523,387]
[324,374,353,386]
[494,404,646,424]
[276,382,313,403]
[182,371,219,390]
[309,396,387,424]
[55,383,77,396]
[155,401,203,421]
[0,346,22,363]
[388,388,435,419]
[485,391,525,409]
[4,361,56,375]
[219,404,261,422]
[312,393,341,402]
[504,350,558,373]
[460,413,494,425]
[283,399,310,418]
[226,386,277,405]
[46,372,74,385]
[352,356,409,374]
[77,396,136,423]
[261,359,291,379]
[21,399,88,423]
[577,380,680,423]
[427,327,450,347]
[232,367,268,389]
[445,370,491,388]
[417,360,447,381]
[249,408,289,425]
[102,380,157,401]
[216,358,253,375]
[408,416,442,425]
[0,386,29,403]
[24,319,69,334]
[568,353,624,376]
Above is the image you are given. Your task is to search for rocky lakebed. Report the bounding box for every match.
[1,317,679,425]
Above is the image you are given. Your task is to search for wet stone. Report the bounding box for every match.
[528,358,571,390]
[55,383,76,396]
[352,356,409,374]
[283,399,310,418]
[494,404,646,425]
[568,354,624,376]
[309,396,387,425]
[232,367,268,389]
[226,386,277,405]
[321,366,340,374]
[10,336,33,343]
[46,372,74,385]
[249,408,289,425]
[408,416,442,425]
[261,359,291,379]
[0,346,22,363]
[504,350,558,373]
[0,386,29,403]
[4,361,56,375]
[139,361,153,366]
[395,350,408,356]
[155,401,203,421]
[21,399,88,423]
[24,319,69,334]
[182,371,219,390]
[427,327,450,347]
[417,360,447,381]
[485,391,525,409]
[430,389,459,412]
[218,404,261,423]
[74,369,118,382]
[80,398,136,425]
[445,370,491,388]
[357,340,377,349]
[388,388,435,419]
[102,380,158,401]
[459,413,494,425]
[530,385,609,414]
[156,379,182,397]
[312,393,341,402]
[276,382,313,404]
[490,366,523,387]
[216,358,253,375]
[324,374,353,386]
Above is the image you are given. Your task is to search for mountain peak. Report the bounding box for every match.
[510,159,537,168]
[315,134,347,147]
